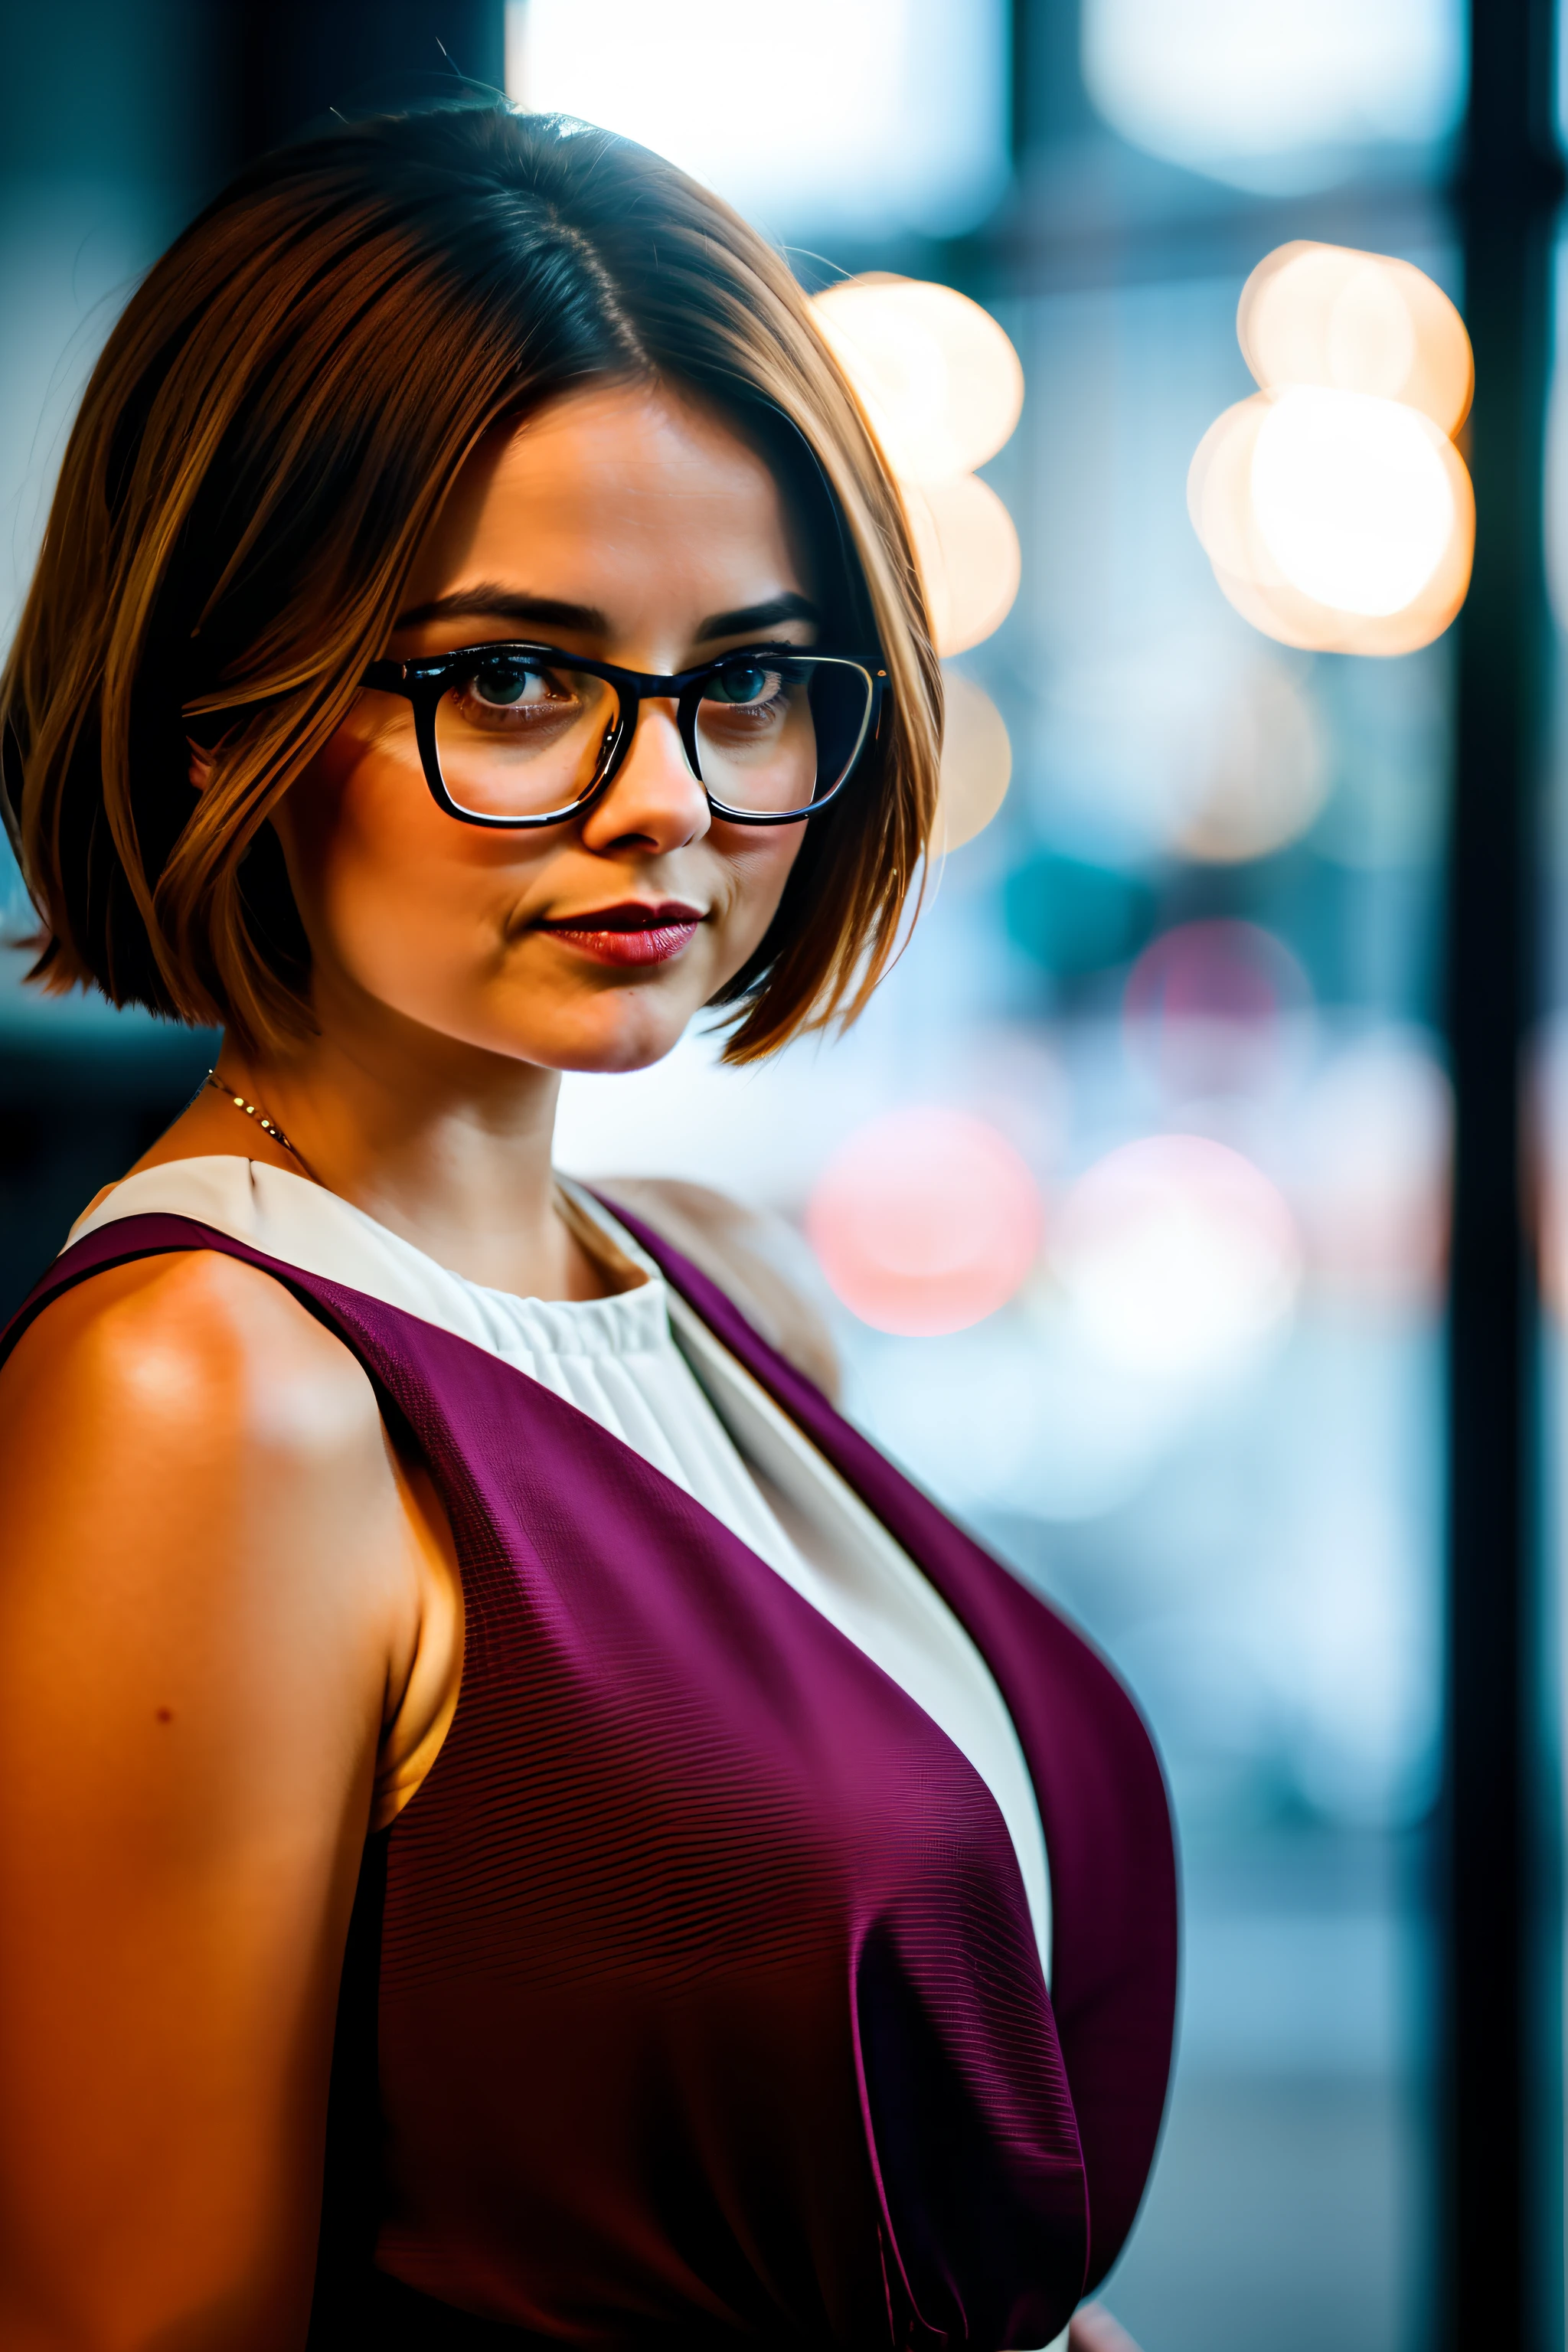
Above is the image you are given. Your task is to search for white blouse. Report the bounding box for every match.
[68,1157,1053,1981]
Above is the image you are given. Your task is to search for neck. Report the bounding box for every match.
[149,1014,616,1303]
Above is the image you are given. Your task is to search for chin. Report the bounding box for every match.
[518,993,699,1077]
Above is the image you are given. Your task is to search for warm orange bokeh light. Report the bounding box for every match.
[904,475,1023,658]
[1174,657,1327,863]
[1189,244,1475,655]
[934,673,1013,853]
[1239,241,1472,439]
[810,275,1024,660]
[811,276,1024,484]
[1189,397,1474,655]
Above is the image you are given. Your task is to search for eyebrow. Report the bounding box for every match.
[394,585,820,642]
[693,593,819,642]
[394,587,609,633]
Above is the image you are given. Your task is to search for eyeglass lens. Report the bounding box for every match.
[431,654,869,822]
[434,658,617,821]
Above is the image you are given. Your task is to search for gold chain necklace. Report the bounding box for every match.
[204,1069,319,1182]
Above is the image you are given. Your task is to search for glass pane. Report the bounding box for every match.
[987,291,1446,2352]
[557,8,1458,2347]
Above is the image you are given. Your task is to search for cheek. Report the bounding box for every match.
[710,826,808,961]
[283,737,539,993]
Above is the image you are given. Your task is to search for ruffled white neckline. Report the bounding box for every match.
[70,1155,673,1370]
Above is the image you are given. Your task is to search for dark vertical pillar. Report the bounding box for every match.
[1009,0,1094,169]
[0,0,228,1321]
[1444,3,1562,2344]
[1009,0,1033,172]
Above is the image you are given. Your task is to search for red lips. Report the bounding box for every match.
[537,900,703,968]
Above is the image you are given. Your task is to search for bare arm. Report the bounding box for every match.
[0,1253,434,2352]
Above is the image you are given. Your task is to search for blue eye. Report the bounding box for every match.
[708,663,775,707]
[472,663,533,707]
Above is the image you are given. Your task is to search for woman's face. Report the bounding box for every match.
[276,381,817,1074]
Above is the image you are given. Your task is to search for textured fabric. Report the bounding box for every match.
[604,1205,1180,2301]
[65,1159,1051,1972]
[3,1212,1177,2348]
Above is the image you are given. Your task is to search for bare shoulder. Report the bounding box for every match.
[0,1250,410,1706]
[0,1245,379,1466]
[596,1177,841,1400]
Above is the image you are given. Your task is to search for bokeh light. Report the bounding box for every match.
[1194,403,1473,653]
[1054,1134,1303,1377]
[810,275,1024,658]
[904,474,1023,657]
[1253,390,1457,616]
[1295,1031,1451,1306]
[936,671,1013,853]
[806,1106,1043,1337]
[1240,241,1472,434]
[1189,243,1475,655]
[1081,0,1464,193]
[1004,850,1158,980]
[1124,920,1312,1101]
[1037,635,1328,865]
[507,0,1010,244]
[1174,658,1328,861]
[810,276,1024,482]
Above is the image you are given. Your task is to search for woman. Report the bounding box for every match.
[0,103,1174,2352]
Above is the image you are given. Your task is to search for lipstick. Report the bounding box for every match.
[537,900,702,968]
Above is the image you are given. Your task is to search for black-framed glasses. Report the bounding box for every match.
[361,642,887,828]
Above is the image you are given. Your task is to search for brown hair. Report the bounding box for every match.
[1,102,940,1063]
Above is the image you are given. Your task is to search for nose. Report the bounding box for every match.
[579,697,710,856]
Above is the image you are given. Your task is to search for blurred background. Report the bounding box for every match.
[0,5,1559,2348]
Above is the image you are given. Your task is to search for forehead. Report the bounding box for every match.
[407,381,805,605]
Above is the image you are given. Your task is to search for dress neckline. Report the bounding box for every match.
[67,1155,675,1364]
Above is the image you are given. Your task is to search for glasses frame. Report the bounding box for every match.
[361,641,888,829]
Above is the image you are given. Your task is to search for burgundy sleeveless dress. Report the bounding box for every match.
[2,1204,1178,2350]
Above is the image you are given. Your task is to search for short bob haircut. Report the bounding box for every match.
[1,101,940,1063]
